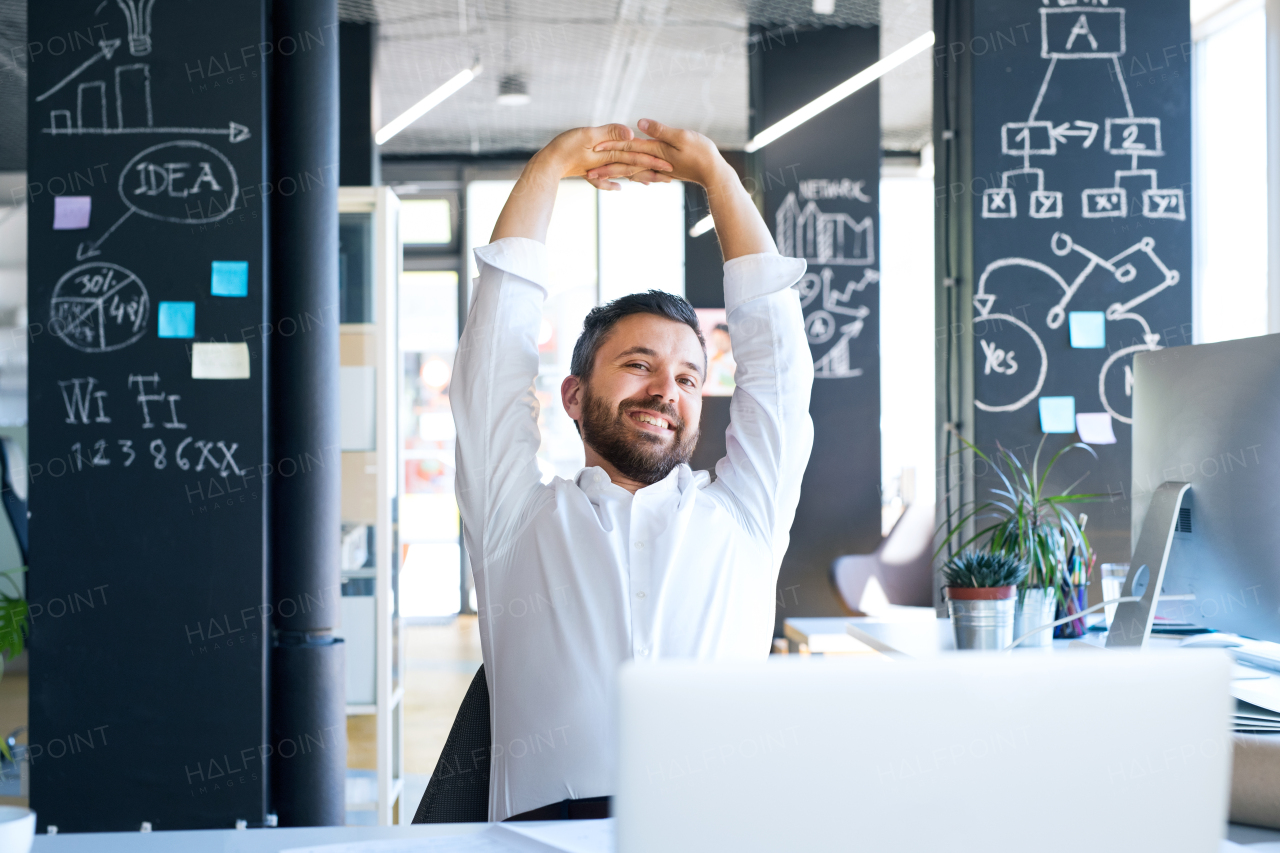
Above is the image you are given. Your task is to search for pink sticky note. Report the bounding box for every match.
[53,196,92,230]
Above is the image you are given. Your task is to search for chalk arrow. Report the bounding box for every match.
[1049,121,1099,148]
[1144,333,1161,348]
[973,294,995,316]
[229,122,251,143]
[75,209,134,261]
[35,39,123,103]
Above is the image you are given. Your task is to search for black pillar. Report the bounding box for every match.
[269,0,346,827]
[339,22,380,187]
[752,24,883,628]
[934,0,1193,587]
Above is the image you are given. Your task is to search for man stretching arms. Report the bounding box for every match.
[452,119,814,821]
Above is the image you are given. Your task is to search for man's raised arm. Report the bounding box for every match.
[593,120,814,559]
[452,127,673,562]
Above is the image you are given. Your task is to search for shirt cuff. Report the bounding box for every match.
[473,237,553,295]
[722,253,808,315]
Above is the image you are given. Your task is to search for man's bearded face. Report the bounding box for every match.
[579,381,700,485]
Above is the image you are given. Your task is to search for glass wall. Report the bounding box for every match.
[400,269,461,619]
[398,196,464,620]
[598,180,686,302]
[879,170,937,530]
[466,180,601,483]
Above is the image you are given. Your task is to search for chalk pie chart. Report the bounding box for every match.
[50,261,151,353]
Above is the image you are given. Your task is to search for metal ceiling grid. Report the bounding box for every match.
[0,0,933,167]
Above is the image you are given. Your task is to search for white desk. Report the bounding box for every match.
[785,614,1101,658]
[24,816,1280,850]
[31,823,485,852]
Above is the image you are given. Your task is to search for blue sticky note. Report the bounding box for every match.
[158,301,195,338]
[211,261,249,297]
[1039,396,1077,434]
[1068,311,1106,348]
[53,195,91,230]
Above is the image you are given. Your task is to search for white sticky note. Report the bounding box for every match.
[191,342,251,379]
[1076,412,1117,445]
[1038,396,1076,434]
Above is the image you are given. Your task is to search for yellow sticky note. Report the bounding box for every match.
[191,342,250,379]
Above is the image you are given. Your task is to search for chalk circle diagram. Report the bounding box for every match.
[78,140,240,260]
[119,140,239,223]
[50,262,150,353]
[972,311,1048,413]
[1098,343,1156,425]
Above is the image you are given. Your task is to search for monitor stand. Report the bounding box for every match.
[1106,481,1191,650]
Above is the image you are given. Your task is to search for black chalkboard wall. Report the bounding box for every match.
[754,25,883,625]
[954,0,1191,566]
[27,0,269,830]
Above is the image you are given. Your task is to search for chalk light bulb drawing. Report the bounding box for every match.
[117,0,157,57]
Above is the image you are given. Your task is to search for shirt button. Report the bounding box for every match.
[635,541,644,550]
[636,591,646,599]
[638,648,650,657]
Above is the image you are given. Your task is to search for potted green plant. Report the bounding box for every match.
[938,432,1099,648]
[0,566,30,853]
[941,551,1029,650]
[0,566,26,758]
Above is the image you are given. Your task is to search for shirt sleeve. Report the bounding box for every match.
[452,237,556,569]
[709,252,815,566]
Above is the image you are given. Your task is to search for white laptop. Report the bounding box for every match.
[614,651,1233,853]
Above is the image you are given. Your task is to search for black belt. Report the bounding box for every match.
[505,795,611,822]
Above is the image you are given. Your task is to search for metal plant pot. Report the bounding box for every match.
[1012,587,1057,648]
[945,585,1016,650]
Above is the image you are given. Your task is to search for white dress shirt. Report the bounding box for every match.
[452,237,814,821]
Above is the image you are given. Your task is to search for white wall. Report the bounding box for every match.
[1193,1,1269,343]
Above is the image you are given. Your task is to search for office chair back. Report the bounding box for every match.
[412,664,490,823]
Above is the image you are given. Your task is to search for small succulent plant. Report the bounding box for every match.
[942,550,1029,590]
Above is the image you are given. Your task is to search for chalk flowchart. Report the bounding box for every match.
[982,6,1185,221]
[778,191,877,380]
[973,231,1179,423]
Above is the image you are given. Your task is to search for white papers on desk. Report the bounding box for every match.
[1235,699,1280,734]
[281,819,614,853]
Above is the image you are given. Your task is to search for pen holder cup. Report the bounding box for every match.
[945,586,1016,650]
[0,806,34,853]
[1012,587,1057,648]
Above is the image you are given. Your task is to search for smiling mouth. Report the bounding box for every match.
[628,411,673,431]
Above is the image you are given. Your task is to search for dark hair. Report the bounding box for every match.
[570,290,706,378]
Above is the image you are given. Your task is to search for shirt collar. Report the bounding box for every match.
[576,464,697,497]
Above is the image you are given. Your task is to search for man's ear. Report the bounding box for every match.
[561,374,584,427]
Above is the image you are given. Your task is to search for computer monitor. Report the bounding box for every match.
[1132,332,1280,643]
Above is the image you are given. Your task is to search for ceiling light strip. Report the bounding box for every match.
[688,30,935,237]
[744,31,935,153]
[375,64,481,146]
